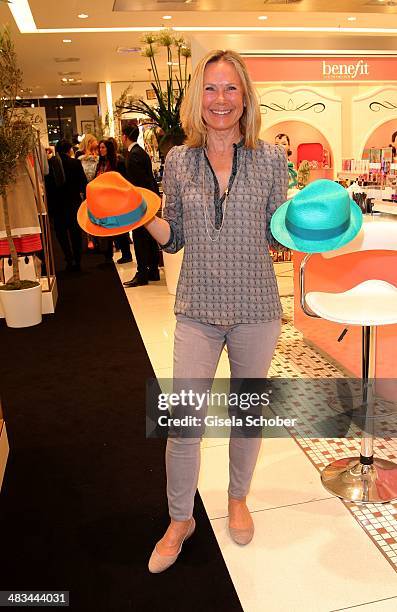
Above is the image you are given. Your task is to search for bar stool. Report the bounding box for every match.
[300,216,397,503]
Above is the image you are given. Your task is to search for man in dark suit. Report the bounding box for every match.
[121,125,160,287]
[47,139,87,271]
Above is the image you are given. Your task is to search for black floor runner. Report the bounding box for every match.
[0,249,243,612]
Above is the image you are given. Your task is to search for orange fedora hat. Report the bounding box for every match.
[77,171,161,237]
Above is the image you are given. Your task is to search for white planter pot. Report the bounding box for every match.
[0,283,42,328]
[163,248,184,296]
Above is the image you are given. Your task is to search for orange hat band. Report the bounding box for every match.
[87,199,148,230]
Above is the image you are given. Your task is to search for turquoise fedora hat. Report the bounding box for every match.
[270,179,363,253]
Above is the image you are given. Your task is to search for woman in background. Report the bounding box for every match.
[275,133,297,190]
[75,133,96,160]
[95,139,132,264]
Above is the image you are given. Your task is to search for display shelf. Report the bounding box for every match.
[337,171,366,180]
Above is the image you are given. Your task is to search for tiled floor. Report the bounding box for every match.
[116,256,397,611]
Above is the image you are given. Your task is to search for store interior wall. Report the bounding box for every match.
[75,105,99,137]
[261,120,332,168]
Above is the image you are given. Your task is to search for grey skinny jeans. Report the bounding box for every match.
[166,314,281,521]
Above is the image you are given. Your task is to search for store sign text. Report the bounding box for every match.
[322,60,369,80]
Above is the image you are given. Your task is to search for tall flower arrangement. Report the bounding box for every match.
[0,27,36,290]
[116,30,191,151]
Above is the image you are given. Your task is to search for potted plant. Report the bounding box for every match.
[116,30,191,158]
[0,27,42,327]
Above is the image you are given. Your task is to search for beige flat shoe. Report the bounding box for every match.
[148,517,196,574]
[228,523,254,545]
[228,503,255,545]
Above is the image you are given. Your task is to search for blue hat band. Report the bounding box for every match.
[285,218,350,241]
[88,200,147,229]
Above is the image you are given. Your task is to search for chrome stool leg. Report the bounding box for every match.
[321,326,397,503]
[328,326,395,416]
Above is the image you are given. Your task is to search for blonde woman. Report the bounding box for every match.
[144,50,288,573]
[75,133,97,160]
[76,134,98,249]
[79,136,98,182]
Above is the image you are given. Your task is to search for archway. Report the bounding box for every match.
[261,120,334,181]
[361,118,397,157]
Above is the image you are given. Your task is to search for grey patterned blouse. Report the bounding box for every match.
[161,140,288,325]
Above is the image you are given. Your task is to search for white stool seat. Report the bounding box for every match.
[306,280,397,326]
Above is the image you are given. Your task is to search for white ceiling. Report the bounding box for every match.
[1,0,397,97]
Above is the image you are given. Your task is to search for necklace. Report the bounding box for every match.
[202,150,236,242]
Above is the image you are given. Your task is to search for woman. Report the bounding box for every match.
[80,136,98,182]
[95,139,132,263]
[79,136,98,250]
[75,133,96,160]
[144,50,288,573]
[275,133,297,190]
[95,139,126,177]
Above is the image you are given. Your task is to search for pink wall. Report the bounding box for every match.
[293,250,397,378]
[262,120,332,168]
[245,57,397,83]
[362,118,397,154]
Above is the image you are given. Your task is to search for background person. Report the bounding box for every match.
[121,125,160,287]
[143,49,288,573]
[47,139,87,272]
[75,133,96,160]
[94,139,132,264]
[275,133,297,190]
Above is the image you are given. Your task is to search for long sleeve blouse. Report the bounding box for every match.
[161,140,288,325]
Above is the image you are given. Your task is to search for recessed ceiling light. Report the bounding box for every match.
[162,15,172,20]
[78,14,89,19]
[347,16,357,21]
[83,94,89,97]
[61,78,68,82]
[63,39,72,43]
[117,46,141,54]
[258,16,268,21]
[43,94,48,98]
[16,96,21,100]
[56,94,63,98]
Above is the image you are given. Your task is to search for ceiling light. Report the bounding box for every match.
[347,17,357,22]
[30,103,35,108]
[83,94,89,97]
[258,16,268,21]
[162,15,172,20]
[7,0,37,33]
[63,39,72,43]
[185,0,192,3]
[61,78,68,82]
[14,24,397,35]
[16,96,21,100]
[78,14,89,19]
[56,95,63,98]
[117,46,141,54]
[43,95,48,98]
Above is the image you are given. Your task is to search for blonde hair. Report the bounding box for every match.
[79,133,97,153]
[180,49,261,149]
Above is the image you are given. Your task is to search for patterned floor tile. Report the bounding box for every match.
[275,296,397,574]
